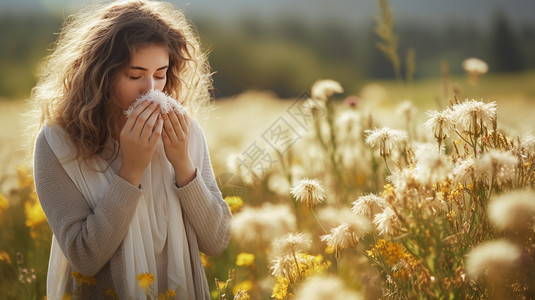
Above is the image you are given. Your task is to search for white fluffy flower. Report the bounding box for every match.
[290,178,326,208]
[424,109,455,139]
[124,89,186,117]
[488,189,535,231]
[465,240,521,280]
[365,127,407,158]
[272,232,312,256]
[351,194,386,216]
[462,57,489,75]
[321,223,365,252]
[413,143,452,185]
[373,206,398,236]
[232,203,296,247]
[449,157,475,184]
[317,207,356,228]
[335,110,362,142]
[295,276,362,300]
[475,150,519,184]
[450,100,497,132]
[521,136,535,154]
[396,100,417,119]
[311,79,344,101]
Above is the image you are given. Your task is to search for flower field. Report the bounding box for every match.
[1,1,535,296]
[1,69,534,299]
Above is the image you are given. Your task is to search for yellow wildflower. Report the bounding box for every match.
[16,167,34,190]
[233,290,251,300]
[232,280,253,294]
[61,294,72,300]
[24,196,47,228]
[201,253,210,267]
[271,276,289,300]
[166,289,176,297]
[0,251,11,265]
[104,287,119,300]
[236,253,255,267]
[0,194,8,212]
[224,196,243,213]
[136,272,156,293]
[71,271,97,286]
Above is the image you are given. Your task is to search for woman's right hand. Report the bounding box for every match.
[118,100,163,186]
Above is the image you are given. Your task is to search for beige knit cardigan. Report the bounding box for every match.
[33,125,232,300]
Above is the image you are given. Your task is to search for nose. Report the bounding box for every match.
[141,77,155,95]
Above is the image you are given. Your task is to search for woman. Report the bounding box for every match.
[30,0,232,299]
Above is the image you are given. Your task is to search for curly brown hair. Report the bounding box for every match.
[30,0,212,162]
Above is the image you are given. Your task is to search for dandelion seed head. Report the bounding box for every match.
[335,110,362,142]
[465,240,521,280]
[521,136,535,154]
[424,109,455,139]
[462,57,489,75]
[294,275,362,300]
[365,127,407,158]
[489,189,535,231]
[272,232,312,256]
[475,150,518,184]
[413,143,452,185]
[290,178,326,209]
[351,193,386,216]
[232,203,296,247]
[320,219,371,251]
[124,89,186,117]
[373,206,398,236]
[317,206,354,228]
[396,100,417,119]
[270,255,300,279]
[449,157,475,184]
[451,100,497,132]
[267,173,291,197]
[311,79,344,101]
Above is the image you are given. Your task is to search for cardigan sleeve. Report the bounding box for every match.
[173,121,232,256]
[33,129,143,276]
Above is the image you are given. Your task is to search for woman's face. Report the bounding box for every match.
[113,43,169,110]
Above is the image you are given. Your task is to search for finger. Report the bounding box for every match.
[168,110,183,137]
[149,115,164,145]
[162,127,170,144]
[177,111,188,134]
[162,113,178,142]
[133,102,159,137]
[123,100,151,133]
[140,106,160,141]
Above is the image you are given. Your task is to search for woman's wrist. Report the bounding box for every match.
[173,159,196,187]
[118,165,142,187]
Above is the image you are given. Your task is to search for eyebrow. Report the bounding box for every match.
[129,65,169,71]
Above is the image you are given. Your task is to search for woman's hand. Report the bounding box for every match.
[162,110,196,187]
[118,100,163,186]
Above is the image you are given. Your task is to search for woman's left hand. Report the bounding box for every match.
[162,110,196,186]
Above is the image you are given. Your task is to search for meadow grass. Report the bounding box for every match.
[0,71,534,299]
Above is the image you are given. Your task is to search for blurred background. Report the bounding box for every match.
[1,0,534,99]
[1,2,535,298]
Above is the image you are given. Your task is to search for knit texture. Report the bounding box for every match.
[34,123,232,299]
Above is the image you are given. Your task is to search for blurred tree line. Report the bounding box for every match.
[0,9,534,99]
